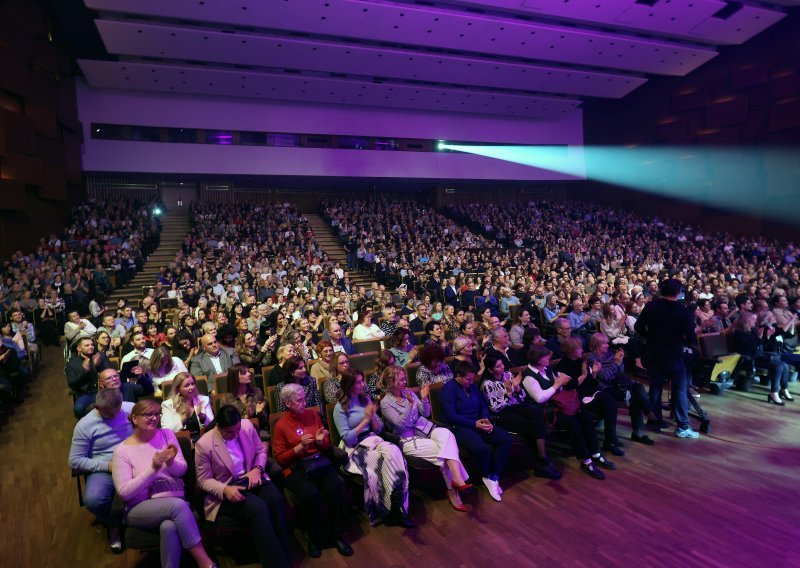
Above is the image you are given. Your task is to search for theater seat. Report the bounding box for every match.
[694,333,739,395]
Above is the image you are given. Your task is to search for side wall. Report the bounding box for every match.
[0,0,84,257]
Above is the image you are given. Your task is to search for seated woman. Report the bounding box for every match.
[586,333,660,445]
[275,356,325,417]
[272,384,352,558]
[388,328,419,368]
[147,345,188,398]
[351,313,385,341]
[195,405,293,568]
[161,372,214,439]
[332,370,412,527]
[478,354,560,480]
[416,343,454,388]
[112,400,217,568]
[380,365,472,512]
[267,344,297,387]
[309,339,334,382]
[732,311,793,405]
[555,338,625,456]
[236,331,277,376]
[522,346,614,480]
[439,361,512,502]
[448,337,480,372]
[509,309,538,351]
[322,352,350,404]
[366,350,395,400]
[218,364,268,436]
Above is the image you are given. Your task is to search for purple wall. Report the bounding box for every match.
[76,82,583,180]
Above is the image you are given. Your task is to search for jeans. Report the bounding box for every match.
[73,392,97,419]
[84,472,117,527]
[648,359,690,430]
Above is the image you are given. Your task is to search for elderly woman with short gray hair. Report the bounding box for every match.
[271,384,351,558]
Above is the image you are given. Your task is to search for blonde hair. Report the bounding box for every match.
[170,372,199,420]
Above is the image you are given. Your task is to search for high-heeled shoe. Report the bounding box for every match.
[767,394,785,406]
[780,389,794,402]
[450,501,469,512]
[451,481,474,492]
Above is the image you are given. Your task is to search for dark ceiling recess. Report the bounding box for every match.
[635,0,660,7]
[713,2,744,20]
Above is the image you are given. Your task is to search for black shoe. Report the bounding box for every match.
[386,510,416,528]
[647,419,669,431]
[610,438,625,448]
[534,460,562,480]
[603,443,625,456]
[592,455,616,470]
[335,538,354,557]
[631,433,655,446]
[580,461,605,480]
[307,542,322,558]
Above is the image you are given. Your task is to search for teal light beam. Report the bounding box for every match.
[440,144,800,226]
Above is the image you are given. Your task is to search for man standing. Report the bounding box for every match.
[68,388,132,552]
[635,279,700,439]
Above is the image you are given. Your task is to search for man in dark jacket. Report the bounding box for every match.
[635,279,699,439]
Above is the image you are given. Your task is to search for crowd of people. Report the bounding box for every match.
[63,195,798,565]
[0,197,160,419]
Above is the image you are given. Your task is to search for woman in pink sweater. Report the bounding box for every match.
[112,400,216,568]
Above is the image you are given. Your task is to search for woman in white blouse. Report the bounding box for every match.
[161,372,213,439]
[379,365,471,512]
[352,313,386,341]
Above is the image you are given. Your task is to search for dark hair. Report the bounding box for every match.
[527,345,552,366]
[390,328,411,348]
[375,349,396,373]
[521,327,541,347]
[424,320,440,334]
[419,343,446,368]
[482,353,504,379]
[660,278,683,298]
[216,405,242,428]
[283,355,306,381]
[225,364,255,396]
[338,369,367,411]
[452,360,476,378]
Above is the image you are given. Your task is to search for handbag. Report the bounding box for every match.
[414,415,434,438]
[547,388,580,427]
[294,452,336,480]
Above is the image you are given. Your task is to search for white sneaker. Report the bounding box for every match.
[675,427,700,439]
[482,477,502,502]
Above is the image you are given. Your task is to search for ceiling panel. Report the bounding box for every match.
[463,0,785,45]
[85,0,717,75]
[96,19,646,98]
[78,0,791,118]
[78,59,582,119]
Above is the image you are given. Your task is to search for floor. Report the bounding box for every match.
[1,345,799,567]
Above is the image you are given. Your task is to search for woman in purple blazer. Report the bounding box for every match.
[194,406,292,568]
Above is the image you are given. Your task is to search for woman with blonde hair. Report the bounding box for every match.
[380,365,471,512]
[161,372,214,439]
[146,345,188,396]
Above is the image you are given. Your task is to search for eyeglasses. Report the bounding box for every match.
[138,412,162,419]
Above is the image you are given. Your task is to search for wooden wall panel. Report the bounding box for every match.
[0,180,27,211]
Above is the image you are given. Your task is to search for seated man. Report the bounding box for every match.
[9,309,38,363]
[119,330,154,365]
[566,298,591,335]
[66,337,105,418]
[98,368,146,410]
[97,314,127,345]
[189,333,241,380]
[64,311,97,349]
[544,318,585,361]
[67,388,133,553]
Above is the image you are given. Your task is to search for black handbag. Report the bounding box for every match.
[294,453,336,480]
